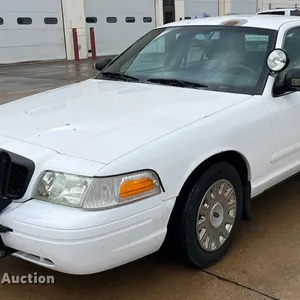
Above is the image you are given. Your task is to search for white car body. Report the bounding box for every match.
[257,8,300,16]
[1,15,300,275]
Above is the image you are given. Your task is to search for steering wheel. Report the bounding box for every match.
[225,64,258,79]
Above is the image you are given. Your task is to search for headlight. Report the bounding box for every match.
[34,170,162,209]
[34,172,92,207]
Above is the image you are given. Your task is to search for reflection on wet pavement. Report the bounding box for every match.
[0,60,97,104]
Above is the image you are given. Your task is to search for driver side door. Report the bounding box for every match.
[267,25,300,172]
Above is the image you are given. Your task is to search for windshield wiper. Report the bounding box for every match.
[100,71,139,82]
[147,78,208,89]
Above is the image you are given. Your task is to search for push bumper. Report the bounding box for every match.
[0,197,175,275]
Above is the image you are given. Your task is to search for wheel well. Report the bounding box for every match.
[167,151,251,233]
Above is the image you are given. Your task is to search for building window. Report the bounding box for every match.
[106,17,117,23]
[0,18,3,25]
[17,17,32,25]
[125,17,135,23]
[143,17,152,23]
[44,17,58,25]
[86,17,97,23]
[163,0,174,6]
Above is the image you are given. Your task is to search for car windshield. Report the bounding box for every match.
[96,25,277,95]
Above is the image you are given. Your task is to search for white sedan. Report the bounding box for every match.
[0,15,299,275]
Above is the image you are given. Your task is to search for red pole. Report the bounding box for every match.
[72,28,79,61]
[90,27,97,59]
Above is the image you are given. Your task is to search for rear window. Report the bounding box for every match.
[245,34,269,51]
[291,10,300,16]
[258,11,285,15]
[245,34,269,41]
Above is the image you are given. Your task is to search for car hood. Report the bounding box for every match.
[0,79,250,163]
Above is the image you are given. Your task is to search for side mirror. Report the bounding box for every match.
[267,49,289,73]
[94,58,112,71]
[285,69,300,91]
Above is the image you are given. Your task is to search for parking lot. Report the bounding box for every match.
[1,60,300,300]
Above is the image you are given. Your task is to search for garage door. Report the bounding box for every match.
[231,0,257,14]
[84,0,156,56]
[0,0,66,64]
[184,0,219,18]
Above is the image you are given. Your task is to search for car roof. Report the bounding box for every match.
[160,15,300,30]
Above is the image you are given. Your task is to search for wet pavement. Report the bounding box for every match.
[0,60,97,104]
[0,60,300,300]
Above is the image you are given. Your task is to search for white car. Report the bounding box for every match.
[257,8,300,16]
[0,15,300,275]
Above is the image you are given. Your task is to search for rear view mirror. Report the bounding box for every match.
[94,58,113,71]
[285,69,300,91]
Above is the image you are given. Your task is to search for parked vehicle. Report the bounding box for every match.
[1,15,300,275]
[257,8,300,16]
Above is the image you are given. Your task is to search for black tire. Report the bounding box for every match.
[176,162,243,269]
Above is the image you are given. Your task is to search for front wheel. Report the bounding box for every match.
[177,162,243,269]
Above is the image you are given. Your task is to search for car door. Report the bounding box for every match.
[267,25,300,171]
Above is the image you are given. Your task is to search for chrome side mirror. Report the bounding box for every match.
[267,49,289,72]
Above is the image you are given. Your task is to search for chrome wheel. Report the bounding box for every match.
[196,179,237,252]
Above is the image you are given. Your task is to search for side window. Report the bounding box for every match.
[245,34,268,41]
[210,31,220,40]
[245,34,269,51]
[290,10,300,16]
[148,37,166,53]
[283,27,300,70]
[273,27,300,94]
[120,33,171,72]
[0,18,3,25]
[185,32,219,64]
[194,33,206,40]
[186,41,206,64]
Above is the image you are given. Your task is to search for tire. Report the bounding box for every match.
[176,162,243,269]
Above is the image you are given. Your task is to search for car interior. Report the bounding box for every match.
[138,28,272,93]
[273,28,300,95]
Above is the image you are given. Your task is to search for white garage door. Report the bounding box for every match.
[184,0,219,18]
[0,0,66,64]
[84,0,156,56]
[231,0,257,14]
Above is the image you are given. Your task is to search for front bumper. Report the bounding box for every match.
[0,197,175,275]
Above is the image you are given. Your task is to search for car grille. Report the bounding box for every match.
[0,150,35,200]
[7,163,30,198]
